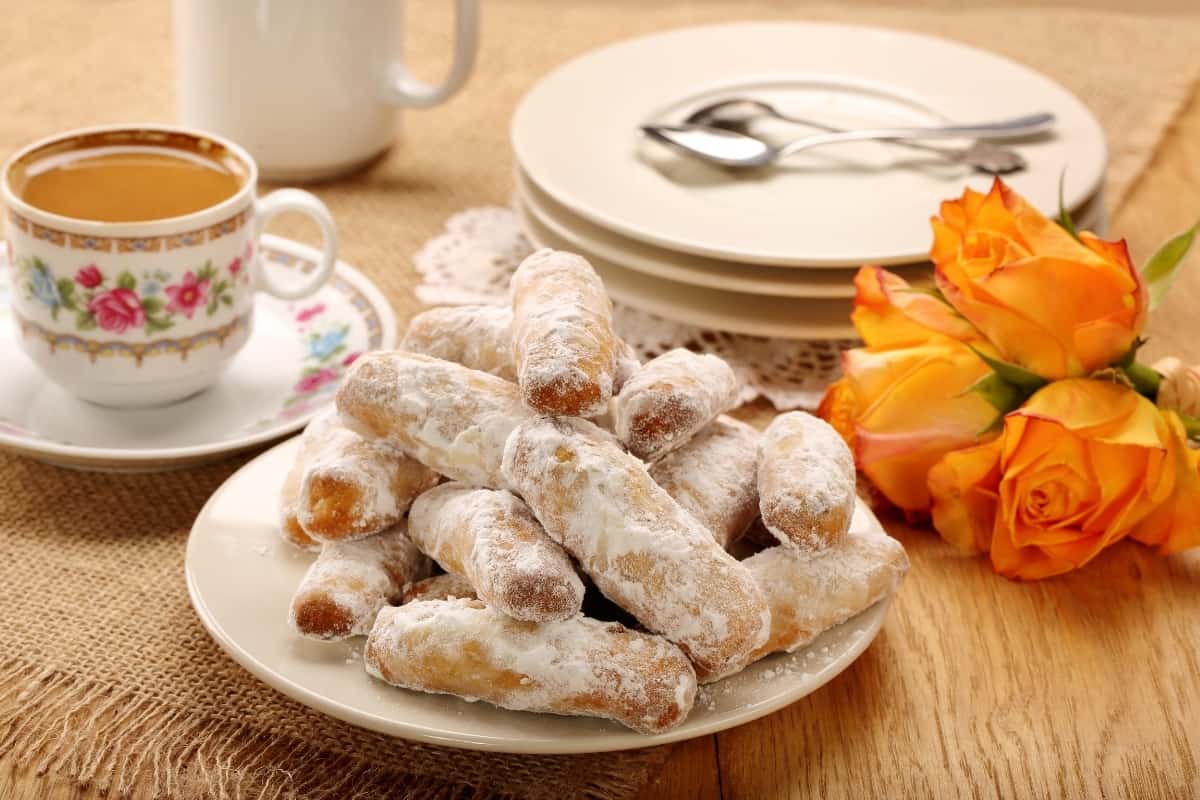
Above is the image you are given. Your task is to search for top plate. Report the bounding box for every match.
[512,22,1106,267]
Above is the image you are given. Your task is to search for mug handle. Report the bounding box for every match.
[383,0,479,108]
[254,188,338,301]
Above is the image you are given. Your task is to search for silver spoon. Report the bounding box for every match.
[643,112,1054,171]
[685,98,1032,174]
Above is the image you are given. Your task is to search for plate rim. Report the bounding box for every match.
[511,19,1108,267]
[0,234,397,467]
[515,196,859,340]
[186,437,894,754]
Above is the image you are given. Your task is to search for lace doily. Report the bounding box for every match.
[414,207,855,410]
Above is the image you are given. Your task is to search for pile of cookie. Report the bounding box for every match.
[277,249,908,735]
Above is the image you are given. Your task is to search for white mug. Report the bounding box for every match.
[173,0,479,182]
[2,124,337,408]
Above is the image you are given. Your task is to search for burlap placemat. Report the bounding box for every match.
[2,2,1198,799]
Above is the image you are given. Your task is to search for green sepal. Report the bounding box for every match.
[961,372,1024,415]
[1123,361,1163,399]
[968,345,1048,392]
[1057,171,1082,243]
[1141,222,1199,311]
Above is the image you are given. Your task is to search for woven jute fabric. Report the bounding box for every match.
[1,2,1198,799]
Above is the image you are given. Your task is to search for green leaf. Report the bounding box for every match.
[56,278,77,311]
[968,345,1048,391]
[1122,361,1163,398]
[141,296,163,314]
[75,310,96,331]
[212,279,229,295]
[116,271,136,291]
[220,295,232,306]
[144,315,173,334]
[1057,171,1082,243]
[50,305,60,320]
[1141,222,1199,310]
[196,261,217,282]
[206,297,219,316]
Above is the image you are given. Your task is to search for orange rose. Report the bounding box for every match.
[927,379,1183,580]
[819,267,997,512]
[1131,412,1200,555]
[931,180,1146,380]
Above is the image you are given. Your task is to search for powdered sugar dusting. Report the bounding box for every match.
[408,483,584,622]
[510,250,617,417]
[650,415,759,548]
[298,424,438,542]
[402,572,478,603]
[336,352,531,489]
[613,349,740,462]
[277,410,339,551]
[289,522,432,640]
[501,416,769,682]
[365,598,697,733]
[758,411,856,549]
[743,503,908,662]
[401,304,517,381]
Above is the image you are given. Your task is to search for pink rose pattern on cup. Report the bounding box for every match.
[17,254,248,335]
[0,243,385,437]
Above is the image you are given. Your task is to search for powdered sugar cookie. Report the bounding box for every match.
[289,522,432,640]
[365,598,697,734]
[401,305,516,381]
[298,428,439,543]
[336,351,532,489]
[502,416,769,682]
[650,415,759,549]
[613,348,739,462]
[743,505,908,662]
[408,483,584,622]
[758,411,856,549]
[510,249,617,417]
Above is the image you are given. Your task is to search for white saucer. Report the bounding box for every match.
[516,197,857,340]
[186,436,894,754]
[512,21,1107,267]
[0,235,396,471]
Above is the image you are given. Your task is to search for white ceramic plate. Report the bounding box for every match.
[186,437,894,754]
[516,197,858,339]
[519,168,1105,298]
[0,235,396,471]
[512,22,1106,267]
[517,168,930,298]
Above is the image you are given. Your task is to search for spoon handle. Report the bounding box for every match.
[778,113,1054,157]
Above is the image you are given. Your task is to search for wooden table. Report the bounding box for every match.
[638,91,1200,799]
[4,4,1200,799]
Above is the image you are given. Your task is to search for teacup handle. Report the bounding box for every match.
[383,0,479,108]
[254,188,338,301]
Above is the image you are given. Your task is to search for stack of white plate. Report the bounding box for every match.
[510,22,1107,340]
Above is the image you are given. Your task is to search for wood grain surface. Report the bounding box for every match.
[3,1,1200,799]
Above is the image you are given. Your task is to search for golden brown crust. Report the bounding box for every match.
[509,249,616,417]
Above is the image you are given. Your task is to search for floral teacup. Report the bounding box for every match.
[1,124,336,407]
